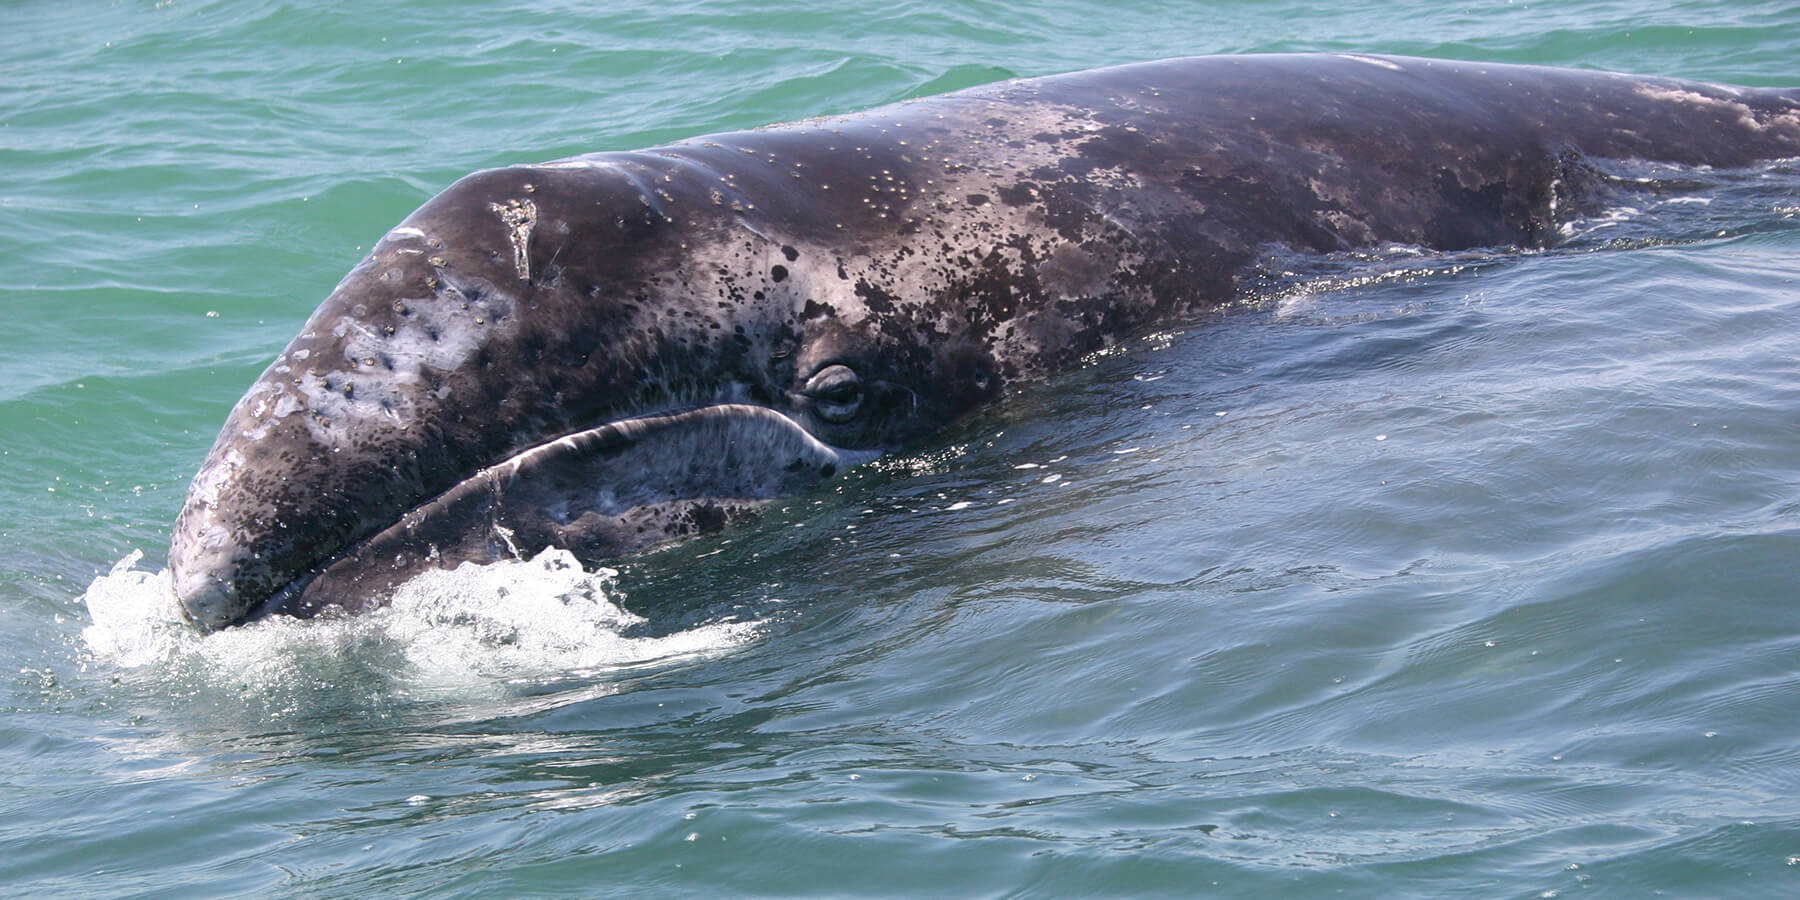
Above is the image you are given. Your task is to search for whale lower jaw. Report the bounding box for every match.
[179,404,873,630]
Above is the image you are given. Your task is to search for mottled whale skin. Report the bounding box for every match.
[169,53,1800,629]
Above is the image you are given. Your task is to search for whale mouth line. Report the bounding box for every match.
[188,403,875,630]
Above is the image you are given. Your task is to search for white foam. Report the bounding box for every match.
[81,549,761,696]
[81,551,189,668]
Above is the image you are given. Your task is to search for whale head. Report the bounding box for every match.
[169,153,1003,629]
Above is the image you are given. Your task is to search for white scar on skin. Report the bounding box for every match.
[1337,54,1405,72]
[489,198,538,281]
[1635,84,1800,133]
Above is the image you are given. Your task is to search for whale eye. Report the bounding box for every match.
[804,364,863,423]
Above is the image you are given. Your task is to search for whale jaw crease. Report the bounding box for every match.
[257,404,872,622]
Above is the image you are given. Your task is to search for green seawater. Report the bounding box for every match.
[5,1,1800,896]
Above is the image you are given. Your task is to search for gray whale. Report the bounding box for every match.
[168,53,1800,629]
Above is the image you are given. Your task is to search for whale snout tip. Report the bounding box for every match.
[171,565,244,633]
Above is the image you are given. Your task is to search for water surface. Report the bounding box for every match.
[5,1,1800,895]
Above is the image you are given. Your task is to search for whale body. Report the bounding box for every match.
[167,54,1800,629]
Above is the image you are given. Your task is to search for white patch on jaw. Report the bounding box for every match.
[237,384,304,442]
[383,226,427,242]
[185,434,248,509]
[287,274,516,442]
[1337,54,1404,72]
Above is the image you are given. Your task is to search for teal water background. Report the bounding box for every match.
[6,1,1800,895]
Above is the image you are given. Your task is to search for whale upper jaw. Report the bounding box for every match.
[172,566,243,633]
[171,403,876,631]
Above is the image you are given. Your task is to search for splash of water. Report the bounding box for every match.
[80,548,762,706]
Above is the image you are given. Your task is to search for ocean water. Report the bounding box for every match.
[5,0,1800,895]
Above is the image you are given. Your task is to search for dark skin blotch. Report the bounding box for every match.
[997,184,1036,206]
[854,279,900,315]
